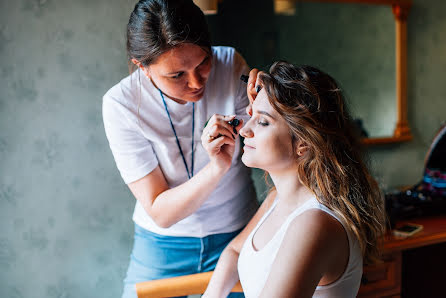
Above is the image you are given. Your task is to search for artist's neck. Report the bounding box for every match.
[161,91,187,105]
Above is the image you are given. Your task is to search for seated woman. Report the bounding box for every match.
[203,62,385,298]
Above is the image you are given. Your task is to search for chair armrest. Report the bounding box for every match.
[136,271,243,298]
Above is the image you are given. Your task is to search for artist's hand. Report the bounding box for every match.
[201,114,243,172]
[246,68,264,116]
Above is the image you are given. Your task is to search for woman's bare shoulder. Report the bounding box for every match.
[287,208,347,246]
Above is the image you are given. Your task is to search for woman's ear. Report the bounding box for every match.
[296,141,309,157]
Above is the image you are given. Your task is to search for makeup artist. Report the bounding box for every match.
[102,0,258,297]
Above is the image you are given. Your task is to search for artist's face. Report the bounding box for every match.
[139,43,212,104]
[240,89,296,173]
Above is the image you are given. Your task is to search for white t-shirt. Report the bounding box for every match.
[238,198,363,298]
[103,46,259,237]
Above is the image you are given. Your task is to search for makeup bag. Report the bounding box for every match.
[385,123,446,227]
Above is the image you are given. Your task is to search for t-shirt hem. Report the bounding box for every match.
[132,216,248,238]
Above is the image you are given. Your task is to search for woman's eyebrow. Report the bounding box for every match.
[257,110,275,120]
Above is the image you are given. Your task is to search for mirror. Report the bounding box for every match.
[274,0,412,145]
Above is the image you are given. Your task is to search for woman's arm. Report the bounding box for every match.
[259,209,349,298]
[128,114,242,228]
[203,190,277,298]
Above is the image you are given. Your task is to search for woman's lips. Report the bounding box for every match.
[243,144,255,150]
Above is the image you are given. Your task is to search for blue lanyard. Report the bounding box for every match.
[159,89,195,179]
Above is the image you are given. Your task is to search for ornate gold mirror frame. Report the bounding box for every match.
[300,0,413,145]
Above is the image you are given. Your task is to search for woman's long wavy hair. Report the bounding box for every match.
[259,62,385,264]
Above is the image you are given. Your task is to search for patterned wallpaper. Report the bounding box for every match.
[0,0,445,297]
[0,0,136,297]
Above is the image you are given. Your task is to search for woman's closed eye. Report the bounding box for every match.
[258,119,269,126]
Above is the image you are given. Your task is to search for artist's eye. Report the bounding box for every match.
[171,72,184,79]
[198,56,210,68]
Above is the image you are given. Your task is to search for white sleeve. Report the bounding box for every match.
[102,94,158,184]
[233,50,251,124]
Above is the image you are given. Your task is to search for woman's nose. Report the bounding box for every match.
[240,122,253,138]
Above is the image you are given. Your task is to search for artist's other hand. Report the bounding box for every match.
[246,68,263,116]
[202,114,243,173]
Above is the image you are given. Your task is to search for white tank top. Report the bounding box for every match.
[238,198,363,298]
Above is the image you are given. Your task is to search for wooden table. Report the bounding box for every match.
[358,216,446,297]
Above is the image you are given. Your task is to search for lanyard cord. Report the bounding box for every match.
[159,89,194,179]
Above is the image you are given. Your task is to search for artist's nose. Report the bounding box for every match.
[188,71,204,89]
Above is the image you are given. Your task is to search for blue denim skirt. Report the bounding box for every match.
[122,224,244,298]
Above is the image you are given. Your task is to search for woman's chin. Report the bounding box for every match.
[241,154,255,168]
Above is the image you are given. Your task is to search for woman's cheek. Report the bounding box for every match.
[275,135,295,163]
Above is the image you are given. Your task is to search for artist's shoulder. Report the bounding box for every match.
[103,71,140,106]
[211,45,235,58]
[211,46,246,67]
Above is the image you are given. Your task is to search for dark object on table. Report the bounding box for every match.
[385,124,446,228]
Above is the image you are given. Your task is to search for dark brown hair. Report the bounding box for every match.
[259,62,385,264]
[126,0,211,69]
